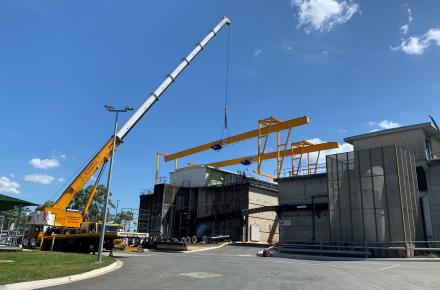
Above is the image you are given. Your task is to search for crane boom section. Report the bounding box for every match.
[50,138,117,210]
[116,17,231,140]
[38,17,231,226]
[164,116,310,162]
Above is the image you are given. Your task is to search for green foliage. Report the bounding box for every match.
[70,184,115,222]
[3,207,31,228]
[41,200,55,207]
[115,210,134,227]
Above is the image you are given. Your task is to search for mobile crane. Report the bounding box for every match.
[23,17,231,252]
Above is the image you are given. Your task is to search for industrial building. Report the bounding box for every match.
[275,122,440,257]
[138,165,279,243]
[138,121,440,257]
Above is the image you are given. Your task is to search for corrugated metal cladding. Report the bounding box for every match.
[327,145,419,243]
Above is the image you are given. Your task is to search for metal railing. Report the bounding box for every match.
[278,163,327,178]
[277,240,440,258]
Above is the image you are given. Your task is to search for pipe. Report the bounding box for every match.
[311,195,327,241]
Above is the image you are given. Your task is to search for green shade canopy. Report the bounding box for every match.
[0,194,37,211]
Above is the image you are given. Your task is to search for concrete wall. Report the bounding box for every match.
[276,174,329,242]
[170,166,246,187]
[247,185,279,244]
[278,174,327,205]
[350,129,428,162]
[279,210,329,242]
[430,138,440,159]
[170,166,207,187]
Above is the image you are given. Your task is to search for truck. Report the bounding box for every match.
[23,17,231,252]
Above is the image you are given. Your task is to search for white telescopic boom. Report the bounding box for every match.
[116,17,231,140]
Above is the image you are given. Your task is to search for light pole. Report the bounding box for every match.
[96,105,133,263]
[115,200,120,218]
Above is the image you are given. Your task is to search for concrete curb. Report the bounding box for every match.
[0,260,123,290]
[184,242,230,253]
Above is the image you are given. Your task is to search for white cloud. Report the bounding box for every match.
[377,120,400,130]
[391,5,440,55]
[393,27,440,55]
[9,173,15,178]
[368,120,401,131]
[24,174,55,185]
[29,158,60,170]
[291,0,359,33]
[400,24,409,35]
[400,6,413,35]
[0,177,20,194]
[57,178,66,184]
[253,49,263,56]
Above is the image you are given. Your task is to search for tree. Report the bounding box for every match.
[41,200,55,208]
[3,207,31,229]
[115,210,133,229]
[70,184,115,222]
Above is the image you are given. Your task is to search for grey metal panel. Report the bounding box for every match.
[327,145,420,244]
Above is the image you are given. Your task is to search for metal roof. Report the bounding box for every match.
[0,194,37,211]
[344,122,440,144]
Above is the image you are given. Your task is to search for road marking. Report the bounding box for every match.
[180,272,222,279]
[378,264,400,271]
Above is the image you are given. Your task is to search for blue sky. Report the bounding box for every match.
[1,0,439,212]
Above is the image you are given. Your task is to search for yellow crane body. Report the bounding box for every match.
[38,138,119,227]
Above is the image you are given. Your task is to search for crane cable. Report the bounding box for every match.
[221,25,231,140]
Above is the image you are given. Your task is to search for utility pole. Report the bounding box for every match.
[96,105,133,263]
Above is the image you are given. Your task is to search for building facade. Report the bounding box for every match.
[138,166,279,243]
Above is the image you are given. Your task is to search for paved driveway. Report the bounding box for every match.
[47,245,440,290]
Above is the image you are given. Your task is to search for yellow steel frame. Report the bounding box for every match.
[163,116,309,162]
[206,141,339,170]
[154,115,339,182]
[255,117,293,179]
[289,140,325,176]
[155,152,178,184]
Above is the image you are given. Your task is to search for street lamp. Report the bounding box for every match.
[96,105,133,263]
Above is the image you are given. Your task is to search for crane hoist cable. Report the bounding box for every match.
[220,25,231,141]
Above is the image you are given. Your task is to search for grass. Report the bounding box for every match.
[0,251,114,285]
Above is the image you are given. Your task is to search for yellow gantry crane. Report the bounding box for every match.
[156,115,339,181]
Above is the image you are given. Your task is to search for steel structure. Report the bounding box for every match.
[163,116,309,162]
[206,140,339,179]
[156,115,339,181]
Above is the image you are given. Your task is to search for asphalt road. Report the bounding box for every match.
[47,245,440,290]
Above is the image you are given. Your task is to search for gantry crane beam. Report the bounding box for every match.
[206,141,339,168]
[163,116,310,162]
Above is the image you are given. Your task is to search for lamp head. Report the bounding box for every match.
[104,105,115,111]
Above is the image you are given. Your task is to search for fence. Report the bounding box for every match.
[277,240,440,258]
